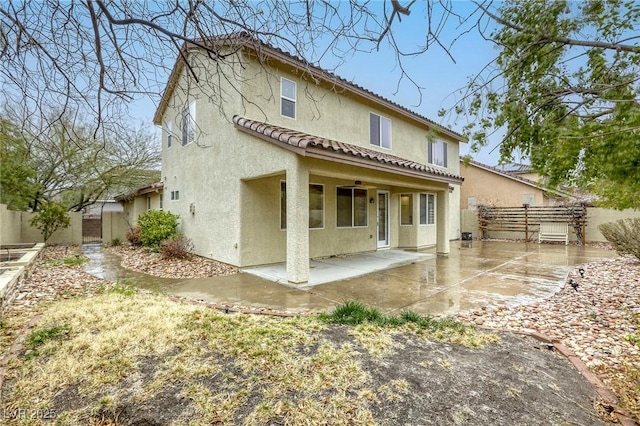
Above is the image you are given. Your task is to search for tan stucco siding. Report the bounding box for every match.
[159,48,461,267]
[239,54,460,177]
[239,164,445,266]
[460,162,548,209]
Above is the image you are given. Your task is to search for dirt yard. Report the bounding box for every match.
[0,245,637,425]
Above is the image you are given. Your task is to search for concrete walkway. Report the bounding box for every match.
[161,241,618,316]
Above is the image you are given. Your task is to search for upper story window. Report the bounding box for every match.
[181,102,196,146]
[281,78,296,119]
[166,122,173,148]
[370,113,392,149]
[428,140,447,167]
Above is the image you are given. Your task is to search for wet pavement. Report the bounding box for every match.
[83,241,618,316]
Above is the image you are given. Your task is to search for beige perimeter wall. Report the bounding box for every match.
[102,212,130,244]
[0,204,82,245]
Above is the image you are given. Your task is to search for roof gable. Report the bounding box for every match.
[461,159,570,198]
[154,33,463,141]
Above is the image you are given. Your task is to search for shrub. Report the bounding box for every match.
[137,210,179,249]
[599,218,640,260]
[125,226,142,247]
[29,202,71,242]
[161,234,194,260]
[111,237,121,247]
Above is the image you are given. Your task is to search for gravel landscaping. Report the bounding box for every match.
[106,245,238,279]
[457,254,640,421]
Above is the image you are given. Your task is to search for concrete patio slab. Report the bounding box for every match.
[243,249,435,286]
[115,241,619,316]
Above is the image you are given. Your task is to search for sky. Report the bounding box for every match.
[129,1,508,166]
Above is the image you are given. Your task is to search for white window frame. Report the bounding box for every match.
[420,193,436,225]
[400,194,413,226]
[280,181,325,230]
[166,122,173,148]
[280,77,296,119]
[369,112,392,149]
[181,102,196,146]
[336,187,368,228]
[428,140,448,167]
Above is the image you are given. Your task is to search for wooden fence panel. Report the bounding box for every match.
[477,205,588,244]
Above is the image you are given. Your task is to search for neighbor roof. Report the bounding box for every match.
[234,116,463,184]
[114,182,164,202]
[154,33,463,141]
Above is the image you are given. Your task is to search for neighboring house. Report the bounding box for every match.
[115,182,164,226]
[154,34,465,283]
[460,159,570,209]
[83,199,124,216]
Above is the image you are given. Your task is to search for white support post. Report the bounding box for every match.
[436,189,450,255]
[286,158,309,283]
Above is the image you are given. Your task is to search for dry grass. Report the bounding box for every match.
[1,290,501,425]
[0,293,383,424]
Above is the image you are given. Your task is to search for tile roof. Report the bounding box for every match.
[114,182,164,202]
[234,116,464,184]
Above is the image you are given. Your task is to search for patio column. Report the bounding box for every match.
[286,158,309,283]
[436,188,450,255]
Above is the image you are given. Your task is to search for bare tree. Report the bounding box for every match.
[2,1,638,207]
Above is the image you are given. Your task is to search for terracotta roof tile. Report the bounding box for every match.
[234,116,463,183]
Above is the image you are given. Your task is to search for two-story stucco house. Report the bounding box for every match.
[154,34,465,283]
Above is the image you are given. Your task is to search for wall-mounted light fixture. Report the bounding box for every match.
[355,180,362,186]
[189,203,196,215]
[369,198,375,204]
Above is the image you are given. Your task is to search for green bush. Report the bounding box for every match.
[599,218,640,260]
[111,237,121,247]
[137,210,179,249]
[29,202,71,242]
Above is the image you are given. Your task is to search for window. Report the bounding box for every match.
[166,122,172,148]
[420,193,436,225]
[400,194,413,225]
[337,187,368,227]
[160,195,163,210]
[428,140,448,167]
[281,78,296,119]
[309,184,324,229]
[170,190,180,201]
[147,196,151,210]
[370,113,391,148]
[181,102,196,146]
[280,182,324,229]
